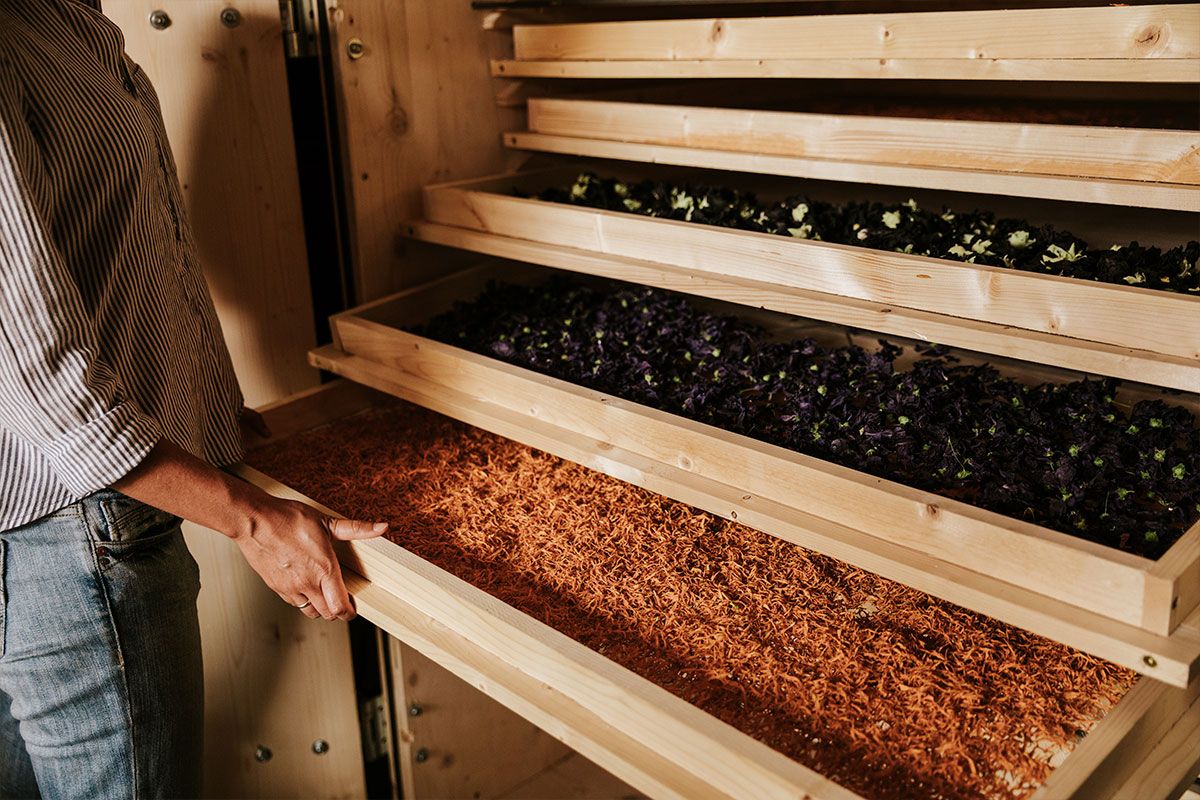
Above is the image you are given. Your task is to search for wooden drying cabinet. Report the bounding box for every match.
[237,380,1200,800]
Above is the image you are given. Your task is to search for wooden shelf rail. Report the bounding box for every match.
[508,98,1200,211]
[494,4,1200,83]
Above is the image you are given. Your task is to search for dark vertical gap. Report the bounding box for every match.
[313,0,358,311]
[281,3,391,797]
[349,617,398,799]
[283,0,357,349]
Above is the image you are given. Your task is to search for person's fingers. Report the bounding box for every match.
[285,592,321,619]
[296,580,337,620]
[327,518,388,541]
[320,570,356,622]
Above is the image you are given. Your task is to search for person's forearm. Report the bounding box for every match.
[112,437,386,621]
[112,439,265,539]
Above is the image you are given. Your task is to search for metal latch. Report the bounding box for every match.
[278,0,318,58]
[359,694,390,763]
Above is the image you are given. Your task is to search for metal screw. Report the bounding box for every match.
[408,704,423,717]
[346,38,365,60]
[311,739,329,755]
[1143,654,1159,668]
[414,747,429,763]
[148,10,171,30]
[254,744,272,763]
[220,7,242,28]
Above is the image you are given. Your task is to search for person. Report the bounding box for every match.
[0,1,387,797]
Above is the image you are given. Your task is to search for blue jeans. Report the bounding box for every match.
[0,490,203,799]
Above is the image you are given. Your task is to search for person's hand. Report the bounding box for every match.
[234,496,387,621]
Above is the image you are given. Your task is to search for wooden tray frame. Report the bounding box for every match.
[419,168,1200,393]
[237,380,1200,799]
[508,97,1200,211]
[310,262,1200,683]
[494,4,1200,83]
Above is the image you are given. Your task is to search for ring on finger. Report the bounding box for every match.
[295,600,311,610]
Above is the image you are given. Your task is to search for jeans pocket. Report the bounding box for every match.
[97,495,179,543]
[94,496,183,572]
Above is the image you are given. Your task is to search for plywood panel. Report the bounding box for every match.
[182,523,365,800]
[496,752,646,800]
[110,0,318,408]
[108,4,362,798]
[389,639,573,799]
[323,0,526,301]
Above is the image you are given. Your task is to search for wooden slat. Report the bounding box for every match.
[1033,676,1200,799]
[1109,693,1200,800]
[505,131,1200,212]
[233,464,865,800]
[525,99,1200,186]
[421,177,1200,364]
[404,220,1200,393]
[492,58,1200,83]
[512,5,1200,61]
[248,379,389,448]
[1147,524,1200,635]
[306,345,1200,687]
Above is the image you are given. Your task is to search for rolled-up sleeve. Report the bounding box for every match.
[0,62,160,496]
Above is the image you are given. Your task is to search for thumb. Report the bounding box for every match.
[327,518,389,541]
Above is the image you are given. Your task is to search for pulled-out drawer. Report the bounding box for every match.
[238,380,1200,800]
[307,260,1200,685]
[415,167,1200,393]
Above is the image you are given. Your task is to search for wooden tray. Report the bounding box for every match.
[493,4,1200,83]
[239,380,1200,799]
[506,97,1200,210]
[310,262,1200,684]
[419,168,1200,393]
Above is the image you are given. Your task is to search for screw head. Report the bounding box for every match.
[346,38,365,60]
[311,739,329,755]
[254,744,272,763]
[1143,654,1159,668]
[220,7,242,28]
[148,9,171,30]
[408,704,423,717]
[414,747,429,763]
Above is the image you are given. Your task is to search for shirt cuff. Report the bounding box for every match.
[43,401,161,497]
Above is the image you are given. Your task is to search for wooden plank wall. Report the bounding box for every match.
[388,639,646,799]
[324,0,526,301]
[108,3,365,798]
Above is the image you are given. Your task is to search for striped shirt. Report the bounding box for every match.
[0,0,244,530]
